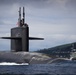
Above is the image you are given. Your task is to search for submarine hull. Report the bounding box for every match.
[0,52,51,64]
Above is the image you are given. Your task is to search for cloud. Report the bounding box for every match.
[0,0,76,51]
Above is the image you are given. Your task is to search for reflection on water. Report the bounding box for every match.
[0,60,76,75]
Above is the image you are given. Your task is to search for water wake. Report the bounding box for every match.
[48,58,70,64]
[0,62,29,65]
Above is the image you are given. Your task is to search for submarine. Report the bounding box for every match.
[0,7,51,64]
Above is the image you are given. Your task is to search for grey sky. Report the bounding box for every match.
[0,0,76,51]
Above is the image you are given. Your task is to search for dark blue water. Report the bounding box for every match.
[0,60,76,75]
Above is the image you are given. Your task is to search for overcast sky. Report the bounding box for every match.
[0,0,76,51]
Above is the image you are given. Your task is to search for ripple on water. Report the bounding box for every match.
[0,61,76,75]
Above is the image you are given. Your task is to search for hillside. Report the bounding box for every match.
[36,42,76,58]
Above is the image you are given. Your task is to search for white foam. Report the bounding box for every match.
[70,57,73,60]
[0,62,29,65]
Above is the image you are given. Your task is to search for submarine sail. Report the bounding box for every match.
[0,7,44,52]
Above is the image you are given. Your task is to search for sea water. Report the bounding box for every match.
[0,60,76,75]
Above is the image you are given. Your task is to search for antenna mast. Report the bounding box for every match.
[23,7,25,25]
[18,7,21,27]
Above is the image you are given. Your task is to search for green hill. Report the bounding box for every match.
[36,42,76,58]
